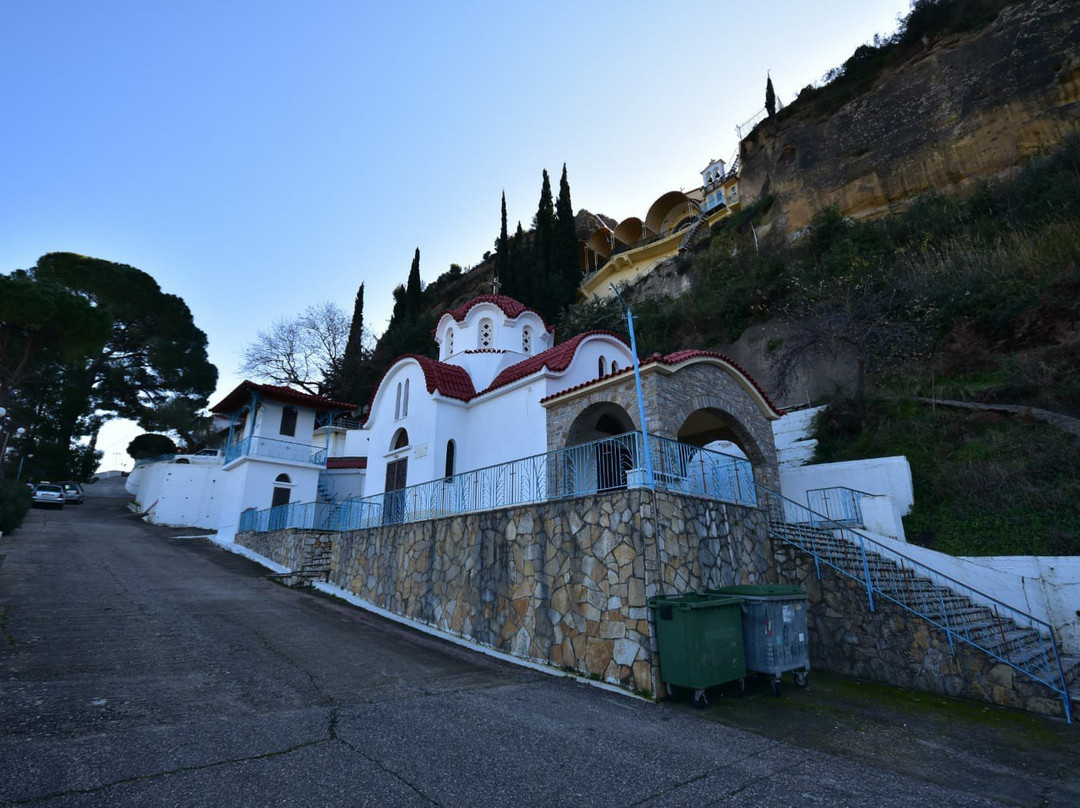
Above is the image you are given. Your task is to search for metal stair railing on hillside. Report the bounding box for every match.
[759,487,1071,723]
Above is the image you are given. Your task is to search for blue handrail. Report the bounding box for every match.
[237,431,755,534]
[760,487,1071,723]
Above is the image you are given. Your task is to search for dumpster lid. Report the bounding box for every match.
[708,584,806,599]
[648,593,745,610]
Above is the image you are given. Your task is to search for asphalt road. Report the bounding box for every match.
[0,477,1057,806]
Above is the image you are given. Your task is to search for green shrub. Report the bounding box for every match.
[0,478,32,534]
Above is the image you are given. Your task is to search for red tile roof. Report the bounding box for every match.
[540,349,782,415]
[435,294,554,334]
[211,381,359,414]
[482,331,628,395]
[653,350,781,414]
[411,355,477,402]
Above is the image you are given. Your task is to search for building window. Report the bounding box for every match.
[611,361,620,373]
[479,318,494,349]
[598,356,607,377]
[522,326,532,354]
[446,328,454,357]
[444,439,456,479]
[395,382,402,420]
[279,406,298,437]
[391,428,409,450]
[403,378,410,417]
[271,473,292,508]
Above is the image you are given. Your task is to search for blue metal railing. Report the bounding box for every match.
[761,487,1072,723]
[805,486,868,526]
[224,435,327,466]
[238,431,755,534]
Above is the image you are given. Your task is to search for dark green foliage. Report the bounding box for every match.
[0,477,32,533]
[328,282,372,407]
[765,75,776,117]
[812,399,1080,556]
[496,192,509,287]
[1,254,216,479]
[127,433,179,460]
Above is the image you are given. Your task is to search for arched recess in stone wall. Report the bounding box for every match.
[670,398,777,490]
[563,401,638,493]
[565,401,636,447]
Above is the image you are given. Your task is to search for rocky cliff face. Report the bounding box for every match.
[740,0,1080,233]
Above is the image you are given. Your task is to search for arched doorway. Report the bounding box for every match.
[384,429,409,524]
[564,403,637,494]
[671,408,760,503]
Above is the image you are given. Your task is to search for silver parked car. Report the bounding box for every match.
[60,481,84,504]
[32,483,65,509]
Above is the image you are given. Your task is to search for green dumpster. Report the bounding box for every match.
[648,592,746,707]
[709,584,810,697]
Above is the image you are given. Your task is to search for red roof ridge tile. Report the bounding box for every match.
[433,294,554,337]
[480,330,629,397]
[211,381,359,414]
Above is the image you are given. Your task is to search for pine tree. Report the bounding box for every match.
[765,74,776,118]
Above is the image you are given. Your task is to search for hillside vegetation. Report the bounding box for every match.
[567,134,1080,555]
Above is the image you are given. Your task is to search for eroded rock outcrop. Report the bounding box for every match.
[740,0,1080,232]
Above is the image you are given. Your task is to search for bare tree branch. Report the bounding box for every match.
[240,302,350,396]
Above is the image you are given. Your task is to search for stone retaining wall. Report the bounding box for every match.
[773,543,1067,718]
[237,490,771,695]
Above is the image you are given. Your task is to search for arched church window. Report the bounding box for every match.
[391,428,409,450]
[522,326,532,354]
[611,361,620,373]
[446,328,454,357]
[598,356,607,377]
[403,378,410,417]
[395,383,402,420]
[444,439,456,479]
[479,318,494,349]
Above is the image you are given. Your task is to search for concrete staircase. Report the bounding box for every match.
[762,490,1075,721]
[268,547,332,589]
[678,212,710,253]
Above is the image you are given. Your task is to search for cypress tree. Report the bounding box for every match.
[765,74,776,118]
[406,247,422,315]
[533,169,555,314]
[496,192,510,292]
[554,163,579,305]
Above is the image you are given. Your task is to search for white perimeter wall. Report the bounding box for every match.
[131,461,226,529]
[780,456,914,539]
[865,531,1080,655]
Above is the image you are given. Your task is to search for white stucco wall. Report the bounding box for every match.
[865,530,1080,655]
[130,459,226,529]
[780,456,914,539]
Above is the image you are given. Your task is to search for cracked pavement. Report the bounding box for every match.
[0,478,1067,806]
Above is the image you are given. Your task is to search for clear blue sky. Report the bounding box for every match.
[0,0,911,469]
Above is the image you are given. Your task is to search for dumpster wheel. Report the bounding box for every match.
[794,670,809,687]
[770,678,782,698]
[691,688,709,709]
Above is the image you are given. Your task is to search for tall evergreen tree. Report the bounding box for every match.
[765,74,776,117]
[327,282,371,405]
[496,192,510,292]
[406,247,422,315]
[554,163,579,304]
[532,169,556,314]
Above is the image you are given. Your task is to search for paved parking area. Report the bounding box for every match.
[0,477,1074,806]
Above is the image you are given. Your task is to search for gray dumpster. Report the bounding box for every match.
[709,585,809,697]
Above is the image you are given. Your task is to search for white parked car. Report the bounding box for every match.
[32,483,65,509]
